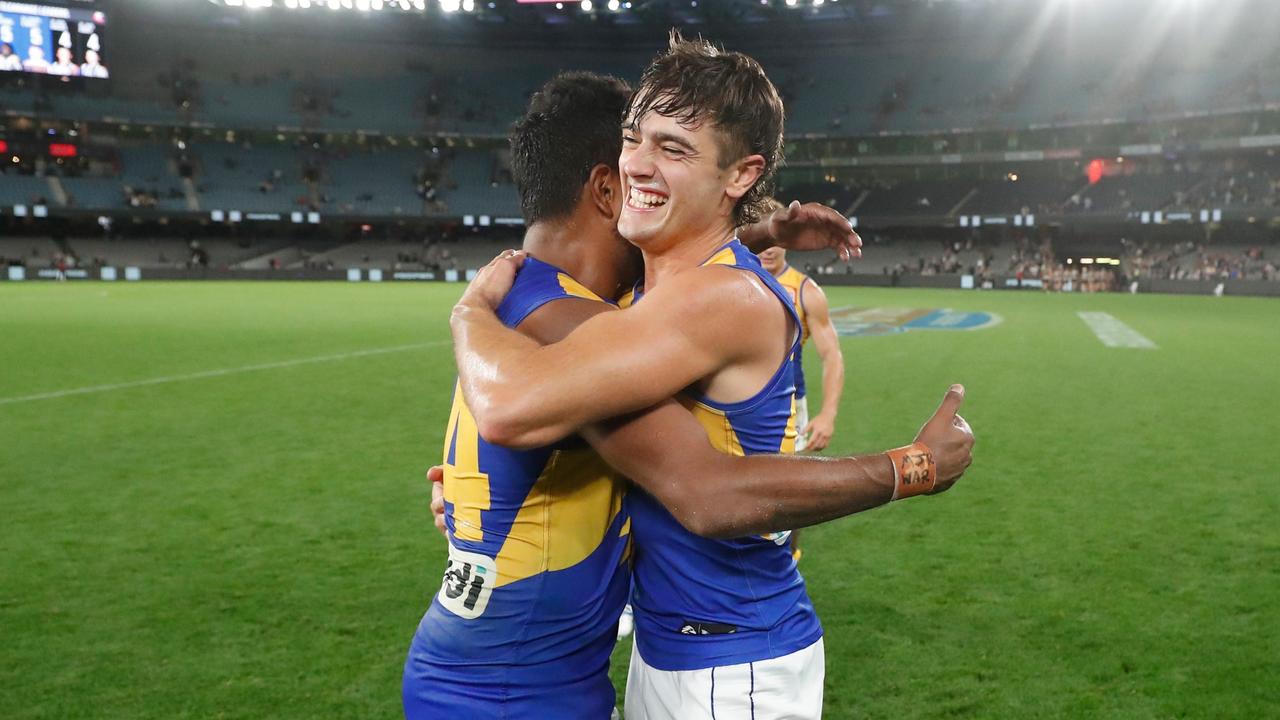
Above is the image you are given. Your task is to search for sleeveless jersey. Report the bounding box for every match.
[403,256,632,719]
[626,239,824,671]
[773,264,813,399]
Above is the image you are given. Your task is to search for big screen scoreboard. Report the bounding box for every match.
[0,1,108,80]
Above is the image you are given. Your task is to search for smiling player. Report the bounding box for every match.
[449,36,974,719]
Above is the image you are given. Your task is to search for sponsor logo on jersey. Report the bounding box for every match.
[437,543,497,620]
[829,307,1001,337]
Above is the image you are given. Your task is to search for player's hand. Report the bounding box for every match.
[914,384,974,492]
[801,413,836,452]
[426,465,448,538]
[456,249,525,312]
[767,201,862,261]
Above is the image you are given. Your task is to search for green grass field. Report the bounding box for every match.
[2,281,1277,719]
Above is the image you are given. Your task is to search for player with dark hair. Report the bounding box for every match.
[450,36,974,719]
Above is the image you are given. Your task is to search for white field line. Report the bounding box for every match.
[1076,312,1157,349]
[0,341,450,406]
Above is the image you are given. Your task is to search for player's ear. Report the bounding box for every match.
[724,154,765,201]
[588,164,620,220]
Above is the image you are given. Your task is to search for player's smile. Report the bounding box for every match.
[626,186,668,210]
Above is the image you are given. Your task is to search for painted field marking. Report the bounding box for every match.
[0,341,450,406]
[1076,312,1157,349]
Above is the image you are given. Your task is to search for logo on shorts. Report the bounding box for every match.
[437,544,497,620]
[830,307,1001,338]
[680,621,738,636]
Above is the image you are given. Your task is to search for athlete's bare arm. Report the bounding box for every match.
[451,256,787,449]
[505,294,974,539]
[737,200,862,260]
[799,281,844,452]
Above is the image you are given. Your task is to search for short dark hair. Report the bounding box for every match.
[510,71,632,225]
[625,32,785,226]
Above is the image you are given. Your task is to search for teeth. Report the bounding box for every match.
[630,188,667,208]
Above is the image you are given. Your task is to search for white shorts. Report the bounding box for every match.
[624,638,824,720]
[793,396,810,453]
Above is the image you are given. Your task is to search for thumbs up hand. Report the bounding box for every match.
[914,384,974,493]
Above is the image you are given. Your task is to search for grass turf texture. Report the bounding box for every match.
[1,281,1277,719]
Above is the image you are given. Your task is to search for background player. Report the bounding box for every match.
[757,242,844,453]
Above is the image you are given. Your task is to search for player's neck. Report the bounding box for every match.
[640,223,735,291]
[522,222,625,301]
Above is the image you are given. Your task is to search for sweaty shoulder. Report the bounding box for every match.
[641,264,790,355]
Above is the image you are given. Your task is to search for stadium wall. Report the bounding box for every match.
[6,267,1279,297]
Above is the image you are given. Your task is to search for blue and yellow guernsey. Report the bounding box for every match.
[773,264,813,399]
[626,239,824,671]
[403,257,632,719]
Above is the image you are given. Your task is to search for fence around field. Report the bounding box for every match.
[6,264,1280,297]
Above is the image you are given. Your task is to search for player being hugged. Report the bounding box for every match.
[449,35,975,720]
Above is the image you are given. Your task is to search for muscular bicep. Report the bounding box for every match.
[484,268,769,446]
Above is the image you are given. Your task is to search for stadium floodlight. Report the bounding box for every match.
[581,0,592,10]
[329,0,341,8]
[440,0,460,12]
[462,0,474,10]
[284,0,297,7]
[608,0,620,8]
[414,0,425,7]
[812,0,823,6]
[225,0,244,6]
[299,0,310,6]
[355,0,369,9]
[373,0,384,8]
[785,0,797,6]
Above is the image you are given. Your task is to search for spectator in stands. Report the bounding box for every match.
[0,43,22,72]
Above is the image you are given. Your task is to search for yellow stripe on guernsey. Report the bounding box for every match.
[493,448,623,587]
[556,272,605,302]
[680,394,797,459]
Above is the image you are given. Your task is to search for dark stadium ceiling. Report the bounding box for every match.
[201,0,950,27]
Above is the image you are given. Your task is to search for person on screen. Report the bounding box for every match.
[80,49,108,79]
[23,46,49,73]
[49,47,80,76]
[0,43,23,72]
